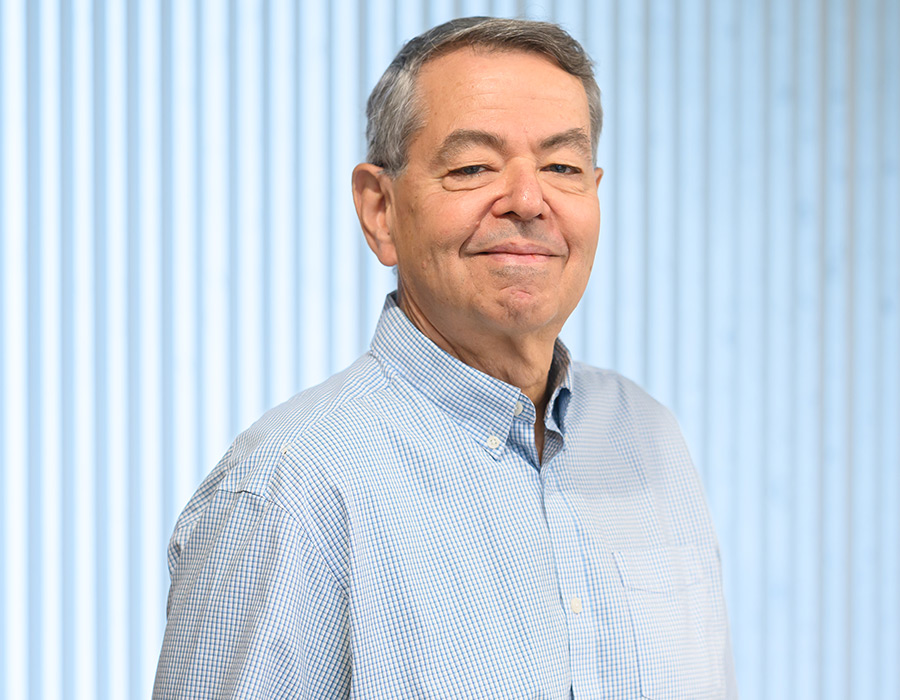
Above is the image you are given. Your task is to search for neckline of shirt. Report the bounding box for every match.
[369,293,574,458]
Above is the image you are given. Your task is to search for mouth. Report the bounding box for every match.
[477,252,555,266]
[475,243,560,263]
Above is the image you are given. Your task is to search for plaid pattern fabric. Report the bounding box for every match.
[154,293,737,699]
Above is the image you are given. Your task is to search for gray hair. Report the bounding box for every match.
[366,16,603,177]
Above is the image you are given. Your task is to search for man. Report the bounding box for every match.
[154,16,737,699]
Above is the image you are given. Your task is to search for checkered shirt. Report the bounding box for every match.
[153,293,738,699]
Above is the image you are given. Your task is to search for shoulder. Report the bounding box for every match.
[570,363,715,543]
[221,352,400,496]
[568,363,697,487]
[570,363,680,433]
[168,353,395,557]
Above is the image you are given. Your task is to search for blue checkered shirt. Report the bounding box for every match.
[154,293,737,699]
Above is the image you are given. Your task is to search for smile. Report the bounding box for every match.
[474,242,561,264]
[477,251,555,264]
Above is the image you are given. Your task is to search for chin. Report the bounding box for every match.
[490,292,562,334]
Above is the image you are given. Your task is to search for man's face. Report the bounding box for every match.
[371,48,602,346]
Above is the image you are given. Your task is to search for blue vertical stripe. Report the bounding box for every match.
[822,2,853,699]
[90,1,109,697]
[793,1,825,696]
[734,2,767,695]
[159,0,174,612]
[705,0,737,594]
[850,3,880,698]
[638,0,652,392]
[193,0,206,488]
[261,0,273,411]
[765,1,795,695]
[227,0,239,438]
[325,0,337,373]
[614,0,646,385]
[329,0,363,372]
[879,6,900,698]
[125,0,143,696]
[293,0,303,389]
[674,0,708,470]
[297,0,329,386]
[25,2,44,697]
[643,0,678,409]
[59,1,75,698]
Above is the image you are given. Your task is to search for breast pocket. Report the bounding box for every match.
[614,545,726,699]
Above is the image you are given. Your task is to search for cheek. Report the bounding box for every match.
[568,205,601,252]
[426,188,492,229]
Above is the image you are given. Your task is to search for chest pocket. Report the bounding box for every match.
[614,545,726,699]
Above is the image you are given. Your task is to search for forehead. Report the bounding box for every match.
[412,48,591,142]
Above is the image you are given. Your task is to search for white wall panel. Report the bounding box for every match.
[1,1,897,698]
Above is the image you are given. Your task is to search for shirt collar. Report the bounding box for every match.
[369,293,574,458]
[546,345,573,436]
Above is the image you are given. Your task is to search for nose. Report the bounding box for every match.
[491,160,546,221]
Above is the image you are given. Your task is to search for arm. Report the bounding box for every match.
[153,490,350,699]
[722,610,740,699]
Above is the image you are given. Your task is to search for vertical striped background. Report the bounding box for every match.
[0,1,897,698]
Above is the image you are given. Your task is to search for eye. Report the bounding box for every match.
[543,163,582,175]
[449,164,488,176]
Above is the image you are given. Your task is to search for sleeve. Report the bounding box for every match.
[152,489,351,699]
[722,610,740,699]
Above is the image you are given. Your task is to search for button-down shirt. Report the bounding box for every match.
[154,293,737,699]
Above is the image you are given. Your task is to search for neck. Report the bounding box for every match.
[398,293,557,414]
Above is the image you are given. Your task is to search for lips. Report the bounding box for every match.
[475,241,560,257]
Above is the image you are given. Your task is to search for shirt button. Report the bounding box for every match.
[486,435,501,449]
[513,401,524,416]
[569,597,583,614]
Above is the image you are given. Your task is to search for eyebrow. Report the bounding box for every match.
[539,128,593,160]
[432,127,593,167]
[432,129,507,167]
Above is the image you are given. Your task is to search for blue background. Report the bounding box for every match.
[1,0,897,698]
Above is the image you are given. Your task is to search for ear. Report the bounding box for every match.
[352,163,398,267]
[594,167,604,188]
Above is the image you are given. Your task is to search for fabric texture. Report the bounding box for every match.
[154,292,738,699]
